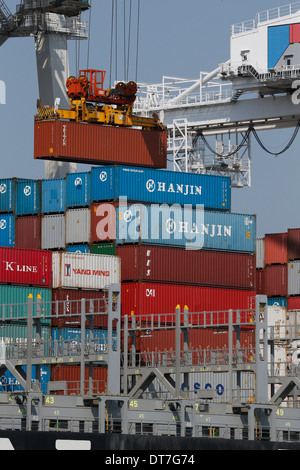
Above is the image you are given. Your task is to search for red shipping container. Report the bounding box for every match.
[116,245,255,289]
[288,228,300,261]
[136,327,255,355]
[52,289,110,328]
[290,23,300,43]
[288,296,300,310]
[0,247,51,287]
[256,269,264,295]
[121,282,256,324]
[261,265,287,297]
[50,365,107,395]
[264,233,287,265]
[15,216,41,250]
[34,120,167,169]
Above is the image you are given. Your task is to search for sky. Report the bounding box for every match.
[0,0,299,238]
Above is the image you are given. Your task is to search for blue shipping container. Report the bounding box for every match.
[15,179,41,216]
[91,166,231,210]
[66,172,90,208]
[267,297,287,308]
[42,178,66,213]
[0,365,51,394]
[0,178,15,213]
[66,244,90,253]
[0,214,14,247]
[116,204,256,252]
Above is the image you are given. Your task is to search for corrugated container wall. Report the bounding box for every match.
[261,264,287,297]
[121,282,255,320]
[15,216,41,250]
[288,229,300,261]
[65,209,90,245]
[0,285,52,320]
[116,245,256,289]
[264,232,287,265]
[288,261,300,296]
[66,172,90,208]
[0,178,15,213]
[52,252,120,290]
[41,214,65,250]
[41,178,66,214]
[91,166,231,210]
[115,205,256,252]
[15,179,41,216]
[256,238,265,268]
[66,245,89,253]
[0,178,40,215]
[0,247,52,287]
[50,365,107,395]
[34,121,167,169]
[0,214,14,247]
[52,289,109,328]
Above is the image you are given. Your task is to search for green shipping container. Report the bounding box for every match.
[90,243,116,255]
[0,285,52,322]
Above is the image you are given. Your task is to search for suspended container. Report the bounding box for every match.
[65,208,90,245]
[15,216,41,250]
[116,245,256,289]
[0,247,52,287]
[34,120,167,168]
[66,172,90,208]
[52,252,120,290]
[0,214,14,247]
[41,178,66,214]
[41,214,65,250]
[91,165,231,210]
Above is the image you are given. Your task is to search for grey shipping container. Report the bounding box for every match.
[41,214,65,249]
[288,260,300,296]
[65,208,91,245]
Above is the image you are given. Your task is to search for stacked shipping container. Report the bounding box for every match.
[256,229,300,310]
[0,163,258,394]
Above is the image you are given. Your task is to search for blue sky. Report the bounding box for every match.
[0,0,299,237]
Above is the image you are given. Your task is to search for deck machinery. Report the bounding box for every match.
[0,292,300,449]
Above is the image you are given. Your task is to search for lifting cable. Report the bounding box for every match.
[196,121,300,158]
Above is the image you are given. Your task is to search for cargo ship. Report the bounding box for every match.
[1,0,300,452]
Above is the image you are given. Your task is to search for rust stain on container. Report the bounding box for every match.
[34,120,167,168]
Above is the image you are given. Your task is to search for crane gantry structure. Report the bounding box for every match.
[134,2,300,188]
[0,0,90,178]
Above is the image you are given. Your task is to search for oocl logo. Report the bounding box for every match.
[24,186,31,197]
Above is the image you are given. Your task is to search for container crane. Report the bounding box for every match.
[0,0,90,178]
[134,2,300,188]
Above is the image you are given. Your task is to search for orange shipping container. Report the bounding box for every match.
[34,120,167,169]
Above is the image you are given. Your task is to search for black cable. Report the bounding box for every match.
[195,126,252,158]
[251,121,300,156]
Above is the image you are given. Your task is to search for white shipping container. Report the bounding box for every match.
[66,208,90,245]
[267,306,287,339]
[52,252,120,290]
[288,261,300,296]
[256,237,265,269]
[42,214,65,249]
